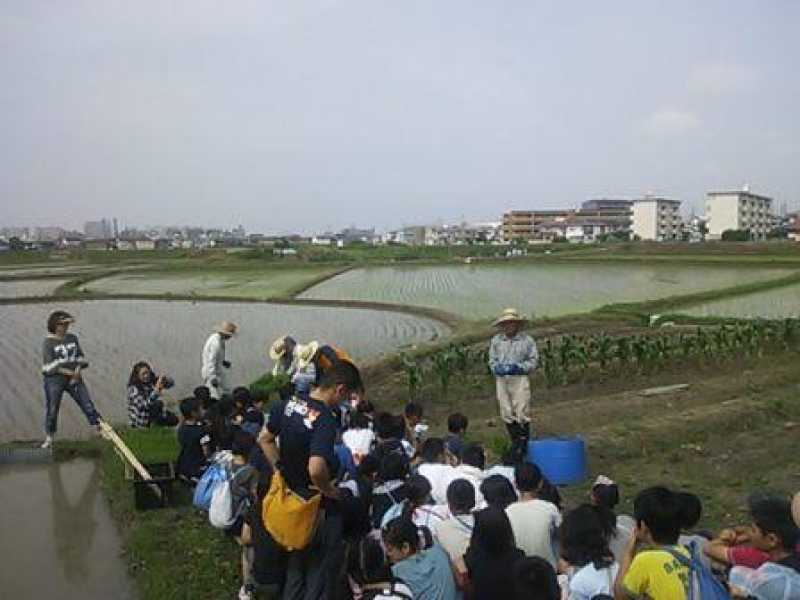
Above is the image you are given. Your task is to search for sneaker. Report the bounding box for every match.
[237,585,254,600]
[40,435,53,449]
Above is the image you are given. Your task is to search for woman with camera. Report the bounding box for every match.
[127,361,178,428]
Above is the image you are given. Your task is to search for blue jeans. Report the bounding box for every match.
[43,377,100,435]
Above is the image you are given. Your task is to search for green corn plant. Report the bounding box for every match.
[781,318,798,349]
[401,353,424,402]
[450,343,471,372]
[539,339,561,387]
[615,336,632,370]
[589,333,614,372]
[431,349,455,401]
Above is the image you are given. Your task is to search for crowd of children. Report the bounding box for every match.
[169,375,800,600]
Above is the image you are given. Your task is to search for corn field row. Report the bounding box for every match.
[400,318,800,399]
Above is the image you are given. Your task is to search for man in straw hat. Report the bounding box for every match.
[201,320,238,400]
[269,335,297,378]
[489,308,538,463]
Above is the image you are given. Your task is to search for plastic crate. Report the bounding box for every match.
[127,462,175,510]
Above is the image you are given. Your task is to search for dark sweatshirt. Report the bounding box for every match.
[42,333,89,380]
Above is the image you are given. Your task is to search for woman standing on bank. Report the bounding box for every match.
[41,310,101,448]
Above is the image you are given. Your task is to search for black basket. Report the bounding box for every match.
[128,462,175,510]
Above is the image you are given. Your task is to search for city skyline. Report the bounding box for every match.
[2,2,799,233]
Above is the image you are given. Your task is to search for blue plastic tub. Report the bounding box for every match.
[527,437,587,485]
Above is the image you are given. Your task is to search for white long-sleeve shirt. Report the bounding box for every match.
[201,333,228,392]
[489,332,539,374]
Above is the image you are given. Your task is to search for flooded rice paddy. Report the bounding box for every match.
[85,267,338,299]
[300,262,794,319]
[680,283,800,319]
[0,278,69,298]
[0,300,448,442]
[0,458,135,598]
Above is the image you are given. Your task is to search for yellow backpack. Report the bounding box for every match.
[262,471,322,551]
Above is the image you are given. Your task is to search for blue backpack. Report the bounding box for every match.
[192,461,229,511]
[664,542,730,600]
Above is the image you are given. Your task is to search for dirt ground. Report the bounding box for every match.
[368,346,800,530]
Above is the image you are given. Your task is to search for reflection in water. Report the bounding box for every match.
[49,461,100,583]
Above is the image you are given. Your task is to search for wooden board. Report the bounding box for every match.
[98,419,163,500]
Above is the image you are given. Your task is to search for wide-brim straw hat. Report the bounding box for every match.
[492,308,528,327]
[214,321,238,336]
[269,336,291,360]
[295,341,320,369]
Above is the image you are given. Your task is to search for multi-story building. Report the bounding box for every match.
[631,196,682,241]
[84,219,112,240]
[705,188,773,241]
[501,209,576,241]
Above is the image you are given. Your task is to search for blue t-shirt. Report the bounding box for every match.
[391,543,459,600]
[267,396,339,496]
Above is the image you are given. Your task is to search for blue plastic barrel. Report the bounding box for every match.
[527,437,587,485]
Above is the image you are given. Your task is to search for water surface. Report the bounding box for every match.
[301,262,794,319]
[0,458,135,598]
[680,283,800,319]
[0,300,448,441]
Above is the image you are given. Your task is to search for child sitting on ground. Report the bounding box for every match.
[342,409,376,465]
[444,412,469,459]
[176,397,211,482]
[614,486,695,600]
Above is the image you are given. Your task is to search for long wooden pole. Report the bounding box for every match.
[98,419,163,501]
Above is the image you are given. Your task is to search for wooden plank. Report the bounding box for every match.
[640,383,690,397]
[98,419,163,501]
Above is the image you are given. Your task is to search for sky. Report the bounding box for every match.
[1,1,799,234]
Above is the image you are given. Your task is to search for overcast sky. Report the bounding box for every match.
[2,1,799,234]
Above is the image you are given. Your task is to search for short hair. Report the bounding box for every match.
[460,443,486,470]
[180,397,200,419]
[481,474,518,510]
[231,430,256,457]
[349,410,370,429]
[316,360,363,392]
[675,491,702,530]
[420,438,445,463]
[404,402,423,419]
[633,486,695,545]
[383,517,419,554]
[46,310,73,334]
[515,462,543,493]
[374,412,405,440]
[447,479,476,514]
[232,387,252,407]
[447,412,469,434]
[193,385,211,403]
[592,481,620,510]
[749,495,800,551]
[513,557,560,600]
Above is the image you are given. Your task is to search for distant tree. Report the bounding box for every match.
[721,229,750,242]
[8,236,24,251]
[767,227,787,240]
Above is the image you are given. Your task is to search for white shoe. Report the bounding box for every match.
[238,585,254,600]
[40,436,53,449]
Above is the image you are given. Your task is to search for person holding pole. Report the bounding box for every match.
[40,310,101,448]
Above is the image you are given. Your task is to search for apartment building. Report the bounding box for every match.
[631,196,682,241]
[705,188,773,241]
[501,209,576,241]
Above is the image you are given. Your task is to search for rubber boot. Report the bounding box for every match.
[510,422,527,465]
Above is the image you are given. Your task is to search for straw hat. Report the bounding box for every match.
[492,308,528,327]
[214,321,238,336]
[268,335,294,360]
[295,341,320,369]
[792,491,800,528]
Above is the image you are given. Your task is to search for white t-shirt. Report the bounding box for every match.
[568,562,619,600]
[417,462,460,505]
[484,465,516,489]
[433,514,475,563]
[342,427,375,460]
[505,498,562,568]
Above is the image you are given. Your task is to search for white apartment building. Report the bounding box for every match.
[631,196,682,241]
[705,188,773,241]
